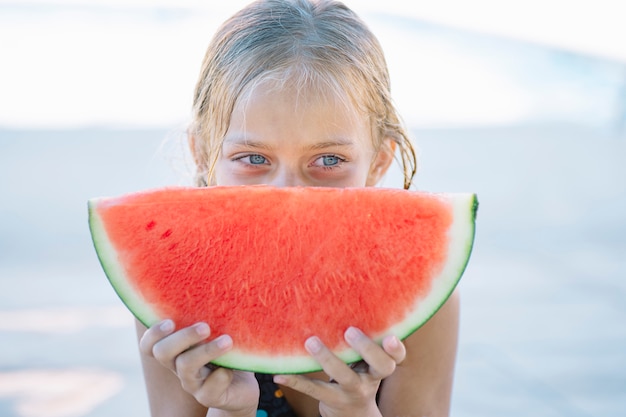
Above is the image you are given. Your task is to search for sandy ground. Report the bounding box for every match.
[0,124,625,416]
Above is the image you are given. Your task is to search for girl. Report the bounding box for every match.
[137,1,460,416]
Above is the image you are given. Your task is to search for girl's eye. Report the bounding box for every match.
[248,154,267,165]
[321,155,340,166]
[312,155,345,169]
[235,154,269,165]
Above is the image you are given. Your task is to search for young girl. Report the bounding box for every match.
[137,1,460,416]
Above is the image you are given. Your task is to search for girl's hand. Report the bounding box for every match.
[273,327,406,417]
[139,320,259,416]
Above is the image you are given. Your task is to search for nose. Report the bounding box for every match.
[267,167,308,187]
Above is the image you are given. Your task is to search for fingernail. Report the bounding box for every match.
[215,335,232,350]
[159,319,174,332]
[345,326,361,342]
[305,336,322,354]
[273,375,287,385]
[386,335,400,349]
[195,322,210,337]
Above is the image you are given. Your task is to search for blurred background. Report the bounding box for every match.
[1,1,625,416]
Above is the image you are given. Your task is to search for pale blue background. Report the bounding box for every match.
[1,1,625,416]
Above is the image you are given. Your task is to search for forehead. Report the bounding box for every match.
[238,73,368,120]
[226,77,375,149]
[240,65,368,109]
[241,77,363,118]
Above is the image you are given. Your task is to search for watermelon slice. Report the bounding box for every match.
[88,186,477,374]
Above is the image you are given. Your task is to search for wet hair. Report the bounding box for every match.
[188,0,417,189]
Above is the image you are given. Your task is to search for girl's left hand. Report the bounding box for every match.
[273,327,406,417]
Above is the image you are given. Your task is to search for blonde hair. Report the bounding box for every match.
[189,0,417,189]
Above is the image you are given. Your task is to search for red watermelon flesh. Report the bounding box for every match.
[88,186,477,373]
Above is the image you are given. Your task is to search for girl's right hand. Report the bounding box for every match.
[139,320,260,416]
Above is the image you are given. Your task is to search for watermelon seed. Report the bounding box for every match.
[161,229,173,239]
[145,220,156,231]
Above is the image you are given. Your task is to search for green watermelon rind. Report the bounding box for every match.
[88,191,477,375]
[89,199,161,327]
[378,193,477,342]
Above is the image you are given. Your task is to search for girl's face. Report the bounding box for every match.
[214,81,393,188]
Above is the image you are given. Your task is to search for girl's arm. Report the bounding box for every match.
[274,290,460,417]
[135,320,259,417]
[136,320,210,417]
[378,290,460,416]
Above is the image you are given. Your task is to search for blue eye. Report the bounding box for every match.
[310,154,346,171]
[248,154,267,165]
[322,155,340,166]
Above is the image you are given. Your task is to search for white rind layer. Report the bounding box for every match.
[88,191,477,374]
[89,198,161,327]
[379,193,476,342]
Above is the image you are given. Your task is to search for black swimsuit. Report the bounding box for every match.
[255,373,298,417]
[254,369,381,416]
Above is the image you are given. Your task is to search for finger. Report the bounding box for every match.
[194,367,236,407]
[177,335,233,392]
[273,373,333,402]
[151,322,211,371]
[344,327,397,380]
[382,334,406,364]
[138,319,175,357]
[304,336,360,388]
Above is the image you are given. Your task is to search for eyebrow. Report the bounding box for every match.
[223,137,274,150]
[306,139,355,151]
[223,136,356,151]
